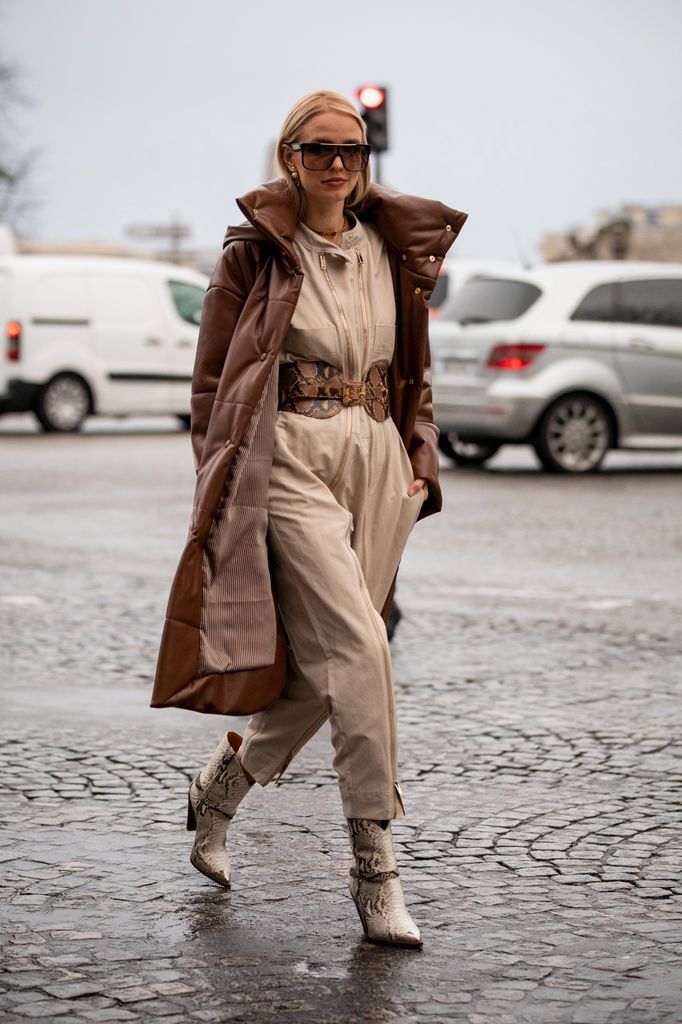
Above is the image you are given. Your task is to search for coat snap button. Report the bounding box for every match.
[414,287,421,294]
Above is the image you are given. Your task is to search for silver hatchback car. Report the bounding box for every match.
[430,261,682,472]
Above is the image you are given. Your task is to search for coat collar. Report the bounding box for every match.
[228,179,468,283]
[294,210,367,264]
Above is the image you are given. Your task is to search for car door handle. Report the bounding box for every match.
[175,339,194,348]
[144,337,162,346]
[627,338,655,351]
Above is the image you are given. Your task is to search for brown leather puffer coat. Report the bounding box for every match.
[150,179,467,717]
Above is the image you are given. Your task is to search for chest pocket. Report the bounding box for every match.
[372,323,397,365]
[279,325,341,367]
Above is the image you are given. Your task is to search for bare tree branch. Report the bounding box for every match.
[0,20,41,233]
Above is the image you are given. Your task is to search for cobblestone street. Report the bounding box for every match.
[1,419,681,1023]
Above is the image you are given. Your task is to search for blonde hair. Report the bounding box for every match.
[276,90,371,221]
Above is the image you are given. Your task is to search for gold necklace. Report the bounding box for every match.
[308,216,348,239]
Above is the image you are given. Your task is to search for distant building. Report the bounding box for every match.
[14,235,160,260]
[541,204,682,263]
[2,224,219,277]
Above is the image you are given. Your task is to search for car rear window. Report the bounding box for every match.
[440,276,541,324]
[430,272,449,310]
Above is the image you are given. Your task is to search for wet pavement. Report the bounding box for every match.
[1,417,681,1023]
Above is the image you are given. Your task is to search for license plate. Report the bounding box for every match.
[436,357,480,377]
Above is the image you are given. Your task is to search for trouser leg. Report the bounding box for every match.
[278,506,399,819]
[239,466,403,819]
[238,644,329,785]
[238,416,425,820]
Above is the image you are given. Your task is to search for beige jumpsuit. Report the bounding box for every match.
[237,212,426,820]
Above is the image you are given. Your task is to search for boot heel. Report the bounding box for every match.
[186,786,197,831]
[346,819,423,948]
[350,890,370,940]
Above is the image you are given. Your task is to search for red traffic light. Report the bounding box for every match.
[358,85,385,109]
[356,84,389,154]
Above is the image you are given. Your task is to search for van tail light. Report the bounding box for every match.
[486,343,545,371]
[6,321,21,361]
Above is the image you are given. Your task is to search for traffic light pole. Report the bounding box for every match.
[356,84,388,185]
[374,152,382,185]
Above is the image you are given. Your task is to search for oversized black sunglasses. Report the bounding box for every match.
[286,142,371,171]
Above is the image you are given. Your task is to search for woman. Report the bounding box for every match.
[150,90,467,948]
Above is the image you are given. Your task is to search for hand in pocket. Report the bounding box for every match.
[407,478,428,498]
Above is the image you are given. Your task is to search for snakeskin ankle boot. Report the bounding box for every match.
[346,818,422,948]
[186,730,253,888]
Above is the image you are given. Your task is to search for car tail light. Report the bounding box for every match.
[486,343,545,371]
[6,321,21,361]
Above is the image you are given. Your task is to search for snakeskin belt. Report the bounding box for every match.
[278,359,390,422]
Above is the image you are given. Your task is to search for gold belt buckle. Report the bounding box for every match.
[342,380,366,405]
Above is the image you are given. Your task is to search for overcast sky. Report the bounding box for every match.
[4,0,682,262]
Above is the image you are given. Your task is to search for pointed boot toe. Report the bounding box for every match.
[186,732,252,889]
[187,777,233,888]
[346,818,423,949]
[349,873,423,948]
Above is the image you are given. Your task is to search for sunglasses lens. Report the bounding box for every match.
[301,145,369,170]
[301,144,333,169]
[342,148,369,170]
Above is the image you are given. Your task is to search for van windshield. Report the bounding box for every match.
[167,280,205,325]
[440,276,542,324]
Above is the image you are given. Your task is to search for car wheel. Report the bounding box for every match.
[534,392,613,473]
[176,414,191,430]
[438,430,501,467]
[35,374,91,433]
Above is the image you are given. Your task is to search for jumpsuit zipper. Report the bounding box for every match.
[355,249,401,815]
[299,246,401,815]
[320,251,354,494]
[274,708,329,785]
[360,583,401,814]
[341,504,402,815]
[356,250,370,374]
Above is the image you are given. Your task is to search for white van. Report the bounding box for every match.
[0,254,209,431]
